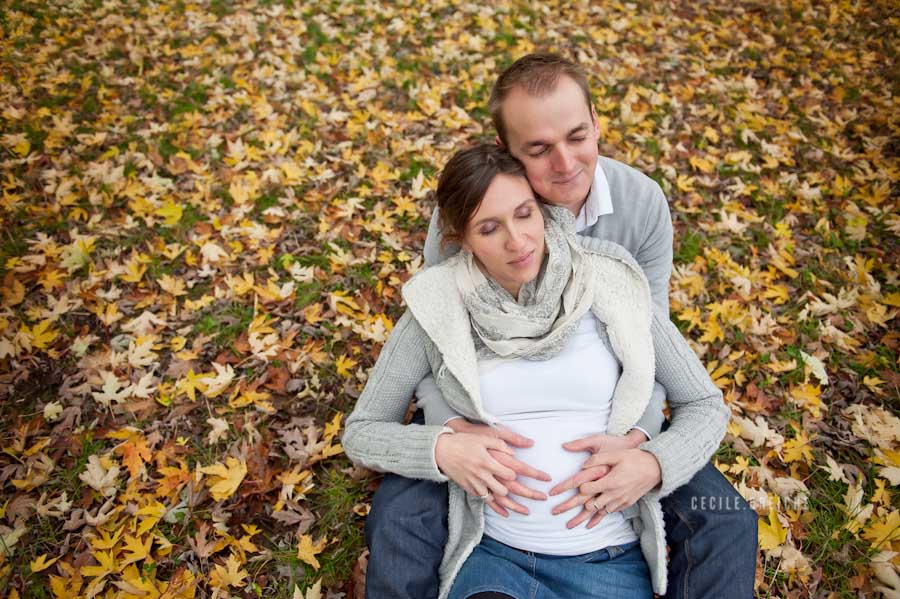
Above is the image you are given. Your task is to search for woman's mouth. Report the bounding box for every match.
[508,251,534,267]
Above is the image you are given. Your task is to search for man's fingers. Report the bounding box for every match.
[492,451,551,481]
[505,479,547,501]
[482,473,510,497]
[561,434,603,452]
[494,425,534,448]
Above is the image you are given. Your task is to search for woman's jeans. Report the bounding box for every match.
[364,418,758,599]
[448,536,651,599]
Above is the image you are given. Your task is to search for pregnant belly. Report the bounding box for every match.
[483,414,637,555]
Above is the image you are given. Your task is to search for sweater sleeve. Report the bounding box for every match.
[342,310,451,482]
[639,310,729,497]
[635,184,673,316]
[423,207,461,267]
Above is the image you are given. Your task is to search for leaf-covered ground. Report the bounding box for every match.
[1,1,898,597]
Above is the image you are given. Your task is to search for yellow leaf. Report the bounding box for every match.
[758,506,787,550]
[13,137,30,156]
[1,277,25,306]
[689,155,716,173]
[323,412,343,441]
[210,553,248,589]
[790,384,823,419]
[782,429,815,465]
[30,553,60,572]
[863,510,900,549]
[335,354,357,378]
[155,201,183,226]
[296,534,327,570]
[199,457,247,502]
[30,319,59,350]
[176,369,207,402]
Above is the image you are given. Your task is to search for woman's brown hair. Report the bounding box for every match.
[436,144,527,243]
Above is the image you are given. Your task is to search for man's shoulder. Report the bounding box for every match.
[597,156,665,202]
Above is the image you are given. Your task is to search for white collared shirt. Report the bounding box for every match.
[574,162,615,232]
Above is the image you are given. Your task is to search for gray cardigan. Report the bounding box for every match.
[343,239,728,597]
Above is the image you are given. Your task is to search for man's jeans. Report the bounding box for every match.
[364,418,758,599]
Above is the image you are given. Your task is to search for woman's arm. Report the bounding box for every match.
[342,310,451,482]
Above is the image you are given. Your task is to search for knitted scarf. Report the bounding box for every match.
[453,206,594,361]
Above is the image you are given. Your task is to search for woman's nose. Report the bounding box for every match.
[506,226,526,251]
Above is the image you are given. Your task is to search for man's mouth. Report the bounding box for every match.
[553,170,582,185]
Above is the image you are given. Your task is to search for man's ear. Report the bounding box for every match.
[494,135,504,148]
[591,105,600,138]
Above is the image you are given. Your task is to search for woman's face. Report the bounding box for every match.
[461,173,545,298]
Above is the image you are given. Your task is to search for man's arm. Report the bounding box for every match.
[635,182,673,316]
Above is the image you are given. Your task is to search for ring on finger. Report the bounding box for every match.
[478,491,491,500]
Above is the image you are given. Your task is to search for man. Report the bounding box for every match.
[364,53,758,599]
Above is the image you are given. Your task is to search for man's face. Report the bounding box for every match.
[499,75,600,214]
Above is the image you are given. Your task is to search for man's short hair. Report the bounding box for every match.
[488,53,593,146]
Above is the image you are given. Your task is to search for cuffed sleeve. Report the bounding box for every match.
[416,374,464,427]
[633,381,666,439]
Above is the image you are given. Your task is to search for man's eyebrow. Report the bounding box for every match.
[471,198,537,226]
[521,123,590,149]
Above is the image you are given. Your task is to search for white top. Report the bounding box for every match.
[480,312,639,555]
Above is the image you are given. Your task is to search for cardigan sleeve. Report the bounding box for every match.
[342,310,452,482]
[639,309,730,497]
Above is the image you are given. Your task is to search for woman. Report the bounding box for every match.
[342,144,728,599]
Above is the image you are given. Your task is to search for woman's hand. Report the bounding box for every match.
[434,432,519,500]
[444,420,550,517]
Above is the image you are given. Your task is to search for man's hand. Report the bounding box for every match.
[446,419,551,517]
[549,432,661,529]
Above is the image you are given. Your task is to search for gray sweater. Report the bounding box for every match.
[343,238,728,597]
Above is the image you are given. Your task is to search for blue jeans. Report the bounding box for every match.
[449,537,651,599]
[365,415,758,599]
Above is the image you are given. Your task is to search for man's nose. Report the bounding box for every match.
[550,145,575,173]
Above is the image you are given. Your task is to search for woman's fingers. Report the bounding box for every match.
[551,492,590,515]
[565,506,593,529]
[485,497,508,518]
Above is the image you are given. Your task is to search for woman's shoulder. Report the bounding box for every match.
[576,236,644,275]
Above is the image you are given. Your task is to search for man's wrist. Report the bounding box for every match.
[625,428,649,447]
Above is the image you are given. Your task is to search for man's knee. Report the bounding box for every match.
[366,473,448,545]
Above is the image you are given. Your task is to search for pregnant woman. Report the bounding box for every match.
[342,144,728,598]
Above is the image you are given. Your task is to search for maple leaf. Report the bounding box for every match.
[120,533,153,566]
[78,454,120,497]
[296,534,327,570]
[155,201,183,226]
[29,553,60,573]
[209,553,248,589]
[30,319,60,350]
[335,354,357,378]
[206,417,230,445]
[201,362,235,398]
[758,506,788,551]
[782,429,815,465]
[157,274,187,296]
[862,510,900,549]
[293,580,323,599]
[199,456,247,501]
[92,371,131,408]
[176,369,207,402]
